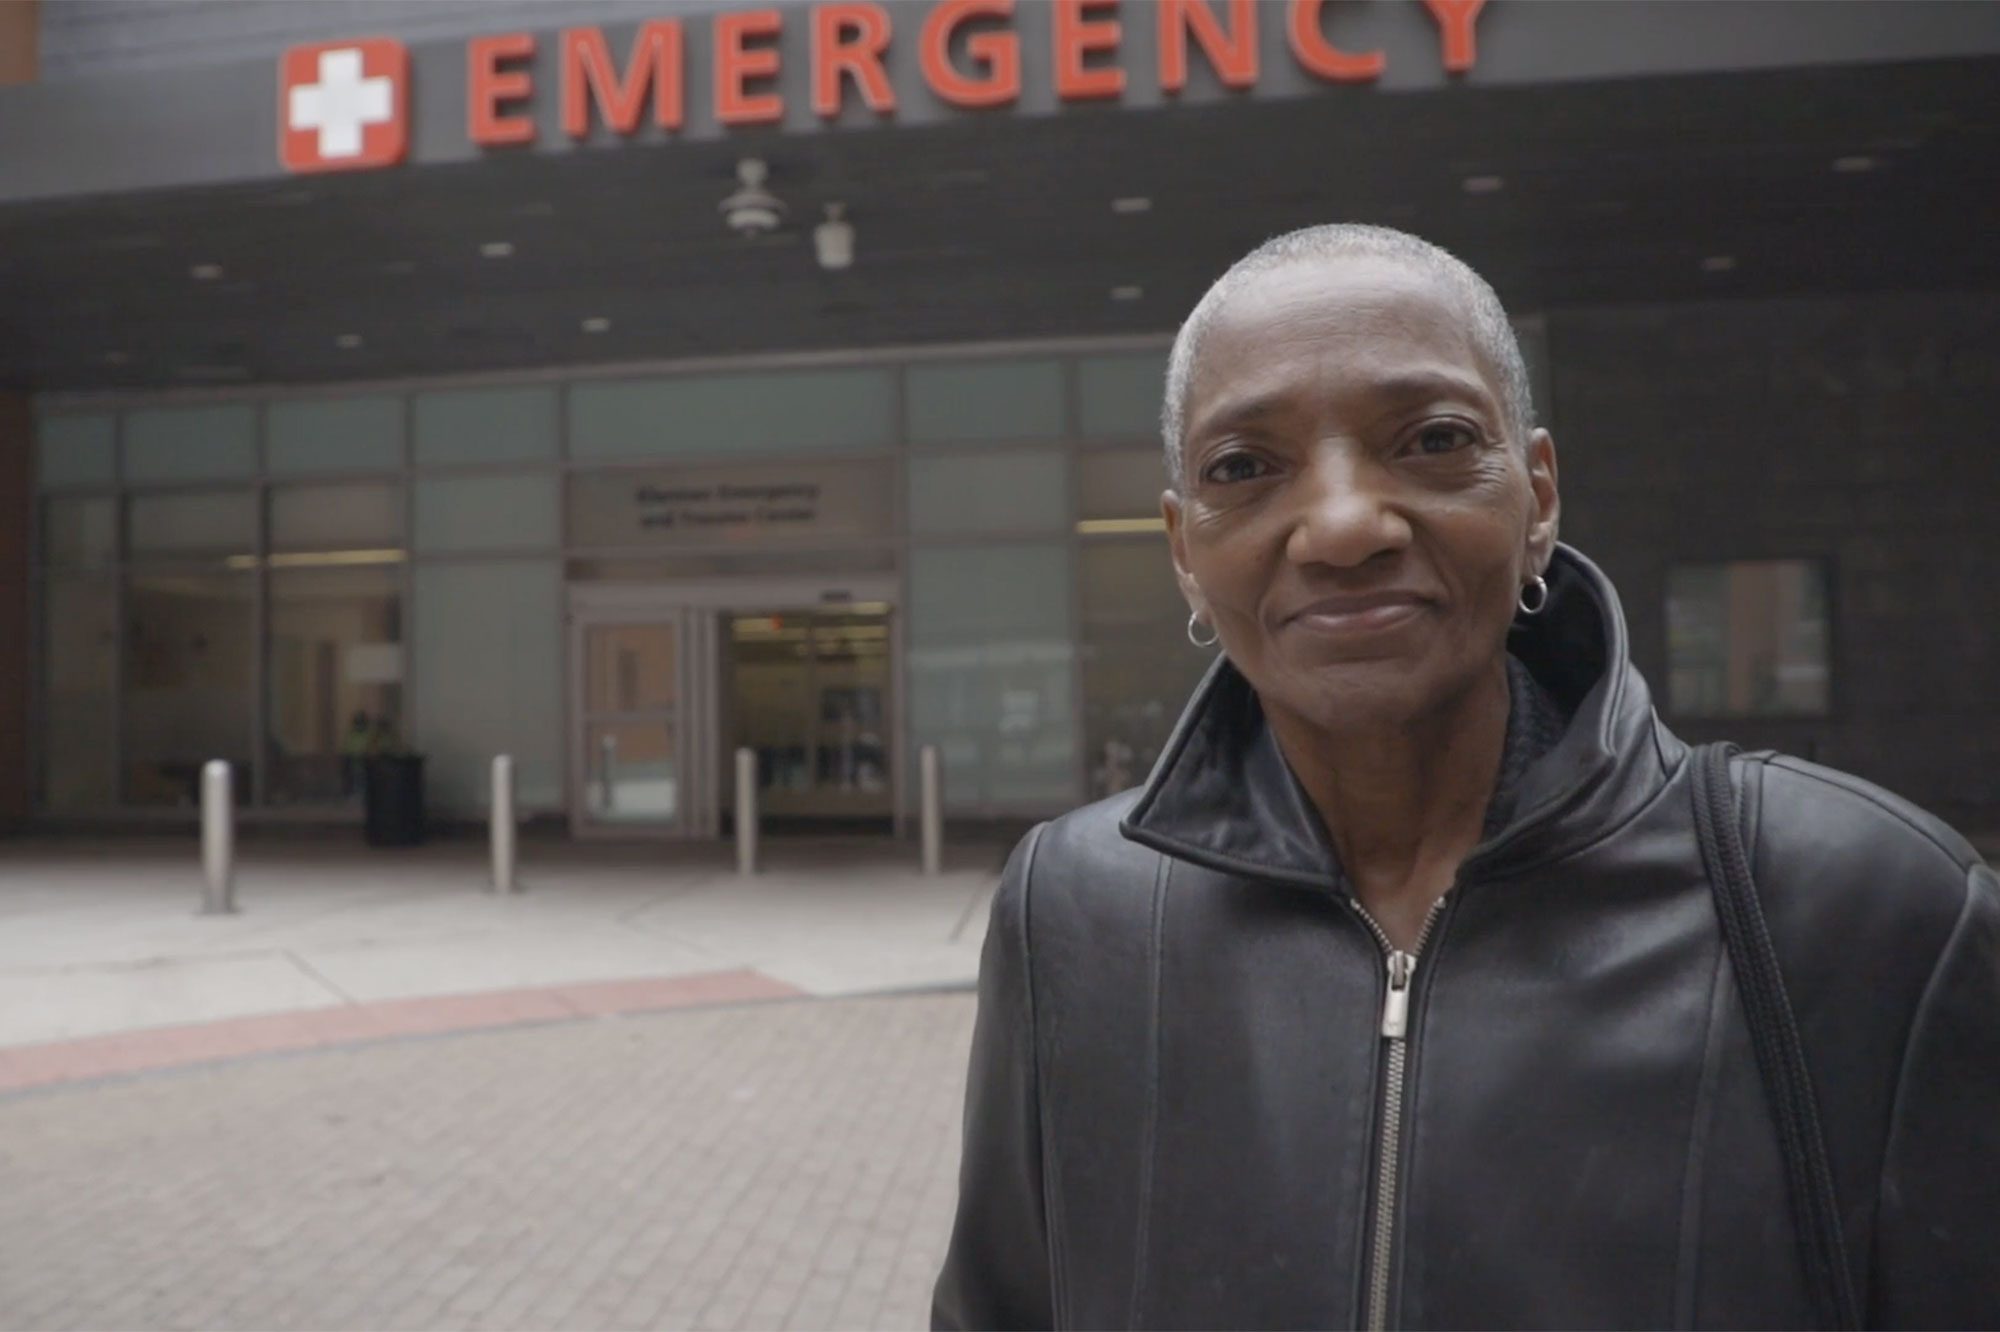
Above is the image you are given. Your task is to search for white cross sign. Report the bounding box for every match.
[288,48,395,160]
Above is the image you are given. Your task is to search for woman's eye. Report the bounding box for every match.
[1203,452,1271,484]
[1415,423,1476,455]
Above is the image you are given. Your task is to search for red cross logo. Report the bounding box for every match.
[279,38,410,174]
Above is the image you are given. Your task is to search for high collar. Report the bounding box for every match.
[1118,544,1678,890]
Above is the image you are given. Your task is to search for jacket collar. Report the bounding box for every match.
[1118,544,1675,889]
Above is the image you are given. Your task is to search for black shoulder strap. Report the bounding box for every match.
[1689,743,1862,1330]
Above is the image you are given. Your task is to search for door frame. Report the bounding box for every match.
[567,604,716,841]
[567,573,903,840]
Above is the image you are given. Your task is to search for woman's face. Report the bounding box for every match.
[1164,254,1560,739]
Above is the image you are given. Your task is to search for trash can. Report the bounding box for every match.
[362,754,427,847]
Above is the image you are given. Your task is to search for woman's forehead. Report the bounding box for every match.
[1187,258,1495,414]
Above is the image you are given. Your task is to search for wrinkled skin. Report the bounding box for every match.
[1165,253,1560,749]
[1163,254,1561,944]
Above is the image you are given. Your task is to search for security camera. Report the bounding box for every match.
[719,158,786,235]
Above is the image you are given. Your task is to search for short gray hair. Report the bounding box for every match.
[1161,224,1534,484]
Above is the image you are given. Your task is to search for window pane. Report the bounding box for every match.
[415,474,558,552]
[266,567,404,807]
[271,482,403,553]
[569,368,894,461]
[123,571,255,806]
[266,396,403,475]
[909,544,1076,809]
[412,560,562,813]
[1077,352,1167,439]
[1077,447,1169,524]
[906,360,1064,445]
[1080,540,1210,800]
[41,577,117,811]
[584,718,677,824]
[1666,560,1830,717]
[729,615,812,802]
[41,495,117,569]
[568,459,893,550]
[726,610,893,820]
[123,405,256,483]
[908,452,1068,536]
[585,623,678,714]
[36,414,116,490]
[414,386,558,467]
[128,491,257,562]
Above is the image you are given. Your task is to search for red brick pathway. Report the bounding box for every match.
[0,969,803,1096]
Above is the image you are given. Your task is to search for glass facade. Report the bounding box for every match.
[40,577,116,811]
[725,610,893,820]
[412,560,565,814]
[31,344,1203,823]
[910,543,1077,808]
[122,570,255,806]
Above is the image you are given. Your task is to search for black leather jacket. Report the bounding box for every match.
[934,545,2000,1330]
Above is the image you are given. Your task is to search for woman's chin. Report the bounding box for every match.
[1264,664,1442,733]
[1255,651,1503,740]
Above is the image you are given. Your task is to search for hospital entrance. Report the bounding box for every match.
[568,577,900,839]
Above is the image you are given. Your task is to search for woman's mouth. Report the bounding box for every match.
[1285,592,1430,638]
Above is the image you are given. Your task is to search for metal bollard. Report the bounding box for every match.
[490,754,518,894]
[736,747,758,876]
[920,744,943,877]
[599,733,618,812]
[199,759,237,915]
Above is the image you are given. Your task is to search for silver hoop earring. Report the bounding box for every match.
[1187,612,1220,649]
[1518,575,1550,616]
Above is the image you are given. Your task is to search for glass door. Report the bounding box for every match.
[723,607,893,828]
[570,609,719,838]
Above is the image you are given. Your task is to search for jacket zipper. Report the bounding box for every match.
[1351,895,1448,1332]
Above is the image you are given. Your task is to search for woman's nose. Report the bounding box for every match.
[1283,449,1413,569]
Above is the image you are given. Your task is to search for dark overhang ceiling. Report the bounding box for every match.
[3,55,1997,394]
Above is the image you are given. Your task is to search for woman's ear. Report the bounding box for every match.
[1163,489,1206,619]
[1524,428,1561,570]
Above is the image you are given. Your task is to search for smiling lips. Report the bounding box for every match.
[1284,590,1432,638]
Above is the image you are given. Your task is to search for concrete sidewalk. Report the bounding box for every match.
[0,835,1004,1051]
[0,839,997,1328]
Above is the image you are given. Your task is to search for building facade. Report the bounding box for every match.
[4,0,1998,838]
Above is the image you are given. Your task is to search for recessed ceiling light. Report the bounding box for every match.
[480,241,515,258]
[335,333,364,349]
[103,351,131,365]
[1832,155,1883,174]
[1700,254,1737,273]
[581,316,611,333]
[1111,285,1144,302]
[1112,196,1153,215]
[1461,175,1506,195]
[190,263,224,280]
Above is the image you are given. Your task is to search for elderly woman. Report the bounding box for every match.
[933,225,1998,1330]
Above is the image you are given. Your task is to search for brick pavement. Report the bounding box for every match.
[0,970,805,1096]
[0,991,976,1332]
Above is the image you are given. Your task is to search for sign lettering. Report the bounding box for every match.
[282,0,1492,172]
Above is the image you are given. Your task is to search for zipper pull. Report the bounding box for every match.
[1381,950,1414,1039]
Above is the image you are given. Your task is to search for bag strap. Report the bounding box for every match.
[1689,743,1862,1330]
